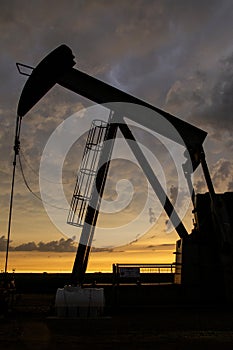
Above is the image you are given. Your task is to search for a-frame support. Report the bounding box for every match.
[71,115,189,285]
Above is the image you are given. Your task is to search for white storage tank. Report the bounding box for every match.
[55,285,105,318]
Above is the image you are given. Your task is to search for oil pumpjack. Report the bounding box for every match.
[16,45,233,312]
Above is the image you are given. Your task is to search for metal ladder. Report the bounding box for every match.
[67,119,108,227]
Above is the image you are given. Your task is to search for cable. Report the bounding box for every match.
[18,152,69,211]
[5,115,22,273]
[20,148,73,185]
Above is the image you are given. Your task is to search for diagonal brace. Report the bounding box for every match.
[118,120,188,239]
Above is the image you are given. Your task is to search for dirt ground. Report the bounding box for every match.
[1,294,233,350]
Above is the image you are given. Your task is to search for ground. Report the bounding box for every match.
[1,293,233,349]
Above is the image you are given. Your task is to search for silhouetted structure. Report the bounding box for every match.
[16,45,233,305]
[175,192,233,303]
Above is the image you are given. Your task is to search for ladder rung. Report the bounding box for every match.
[67,119,108,227]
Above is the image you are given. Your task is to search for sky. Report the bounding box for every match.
[0,0,233,269]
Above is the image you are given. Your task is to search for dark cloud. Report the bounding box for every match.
[0,234,113,252]
[228,181,233,191]
[0,235,11,251]
[146,243,175,250]
[194,179,206,193]
[6,237,77,252]
[14,241,38,251]
[193,159,233,194]
[196,54,233,133]
[166,52,233,136]
[211,159,233,191]
[170,185,178,205]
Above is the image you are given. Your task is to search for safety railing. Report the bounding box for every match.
[67,119,108,227]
